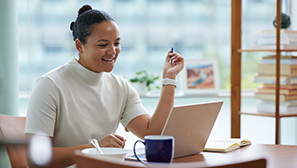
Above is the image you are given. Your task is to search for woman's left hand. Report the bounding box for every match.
[162,49,185,79]
[98,132,126,148]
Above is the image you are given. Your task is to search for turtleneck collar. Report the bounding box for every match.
[67,57,104,84]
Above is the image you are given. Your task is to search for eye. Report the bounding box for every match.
[115,42,121,46]
[98,44,107,47]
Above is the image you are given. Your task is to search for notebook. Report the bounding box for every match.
[203,141,240,153]
[126,101,223,160]
[203,138,252,153]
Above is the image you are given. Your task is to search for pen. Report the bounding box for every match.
[170,47,174,63]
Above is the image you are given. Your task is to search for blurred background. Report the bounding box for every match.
[16,0,297,145]
[18,0,282,96]
[1,0,297,167]
[1,1,297,167]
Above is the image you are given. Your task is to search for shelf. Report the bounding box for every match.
[238,49,297,53]
[239,111,297,118]
[231,0,288,144]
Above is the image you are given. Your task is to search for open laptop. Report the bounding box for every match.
[126,100,223,160]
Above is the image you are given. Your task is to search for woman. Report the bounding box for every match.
[25,4,184,168]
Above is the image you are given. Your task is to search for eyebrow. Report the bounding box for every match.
[96,38,121,43]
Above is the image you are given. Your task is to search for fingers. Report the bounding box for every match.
[162,49,185,79]
[166,48,175,63]
[172,54,184,65]
[166,48,184,64]
[99,133,126,148]
[112,133,126,148]
[170,53,184,67]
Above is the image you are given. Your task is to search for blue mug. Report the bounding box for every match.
[133,135,174,163]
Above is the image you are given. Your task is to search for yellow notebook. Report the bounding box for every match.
[203,138,251,153]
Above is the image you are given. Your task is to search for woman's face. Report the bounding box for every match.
[77,21,121,73]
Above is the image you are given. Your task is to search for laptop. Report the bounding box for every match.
[126,100,223,160]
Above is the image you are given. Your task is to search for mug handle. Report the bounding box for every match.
[133,140,146,164]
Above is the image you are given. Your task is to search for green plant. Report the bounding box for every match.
[130,68,160,92]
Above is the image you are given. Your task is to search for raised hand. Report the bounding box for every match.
[163,49,185,80]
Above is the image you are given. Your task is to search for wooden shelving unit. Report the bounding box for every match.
[231,0,297,144]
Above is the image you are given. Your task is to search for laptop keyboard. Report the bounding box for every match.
[128,153,146,160]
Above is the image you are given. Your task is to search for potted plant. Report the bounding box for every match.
[130,68,160,95]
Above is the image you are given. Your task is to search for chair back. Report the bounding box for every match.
[0,114,27,168]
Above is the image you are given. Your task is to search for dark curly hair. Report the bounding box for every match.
[70,4,115,45]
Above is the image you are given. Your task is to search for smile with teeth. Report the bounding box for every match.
[102,57,115,62]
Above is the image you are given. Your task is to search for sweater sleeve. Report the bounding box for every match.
[120,81,149,128]
[25,76,58,137]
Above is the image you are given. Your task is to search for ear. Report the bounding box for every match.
[75,38,84,54]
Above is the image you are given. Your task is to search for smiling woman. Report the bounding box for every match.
[70,5,122,73]
[75,21,121,73]
[24,4,184,168]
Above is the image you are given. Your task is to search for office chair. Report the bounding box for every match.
[0,114,27,168]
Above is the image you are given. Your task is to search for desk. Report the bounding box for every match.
[128,144,297,168]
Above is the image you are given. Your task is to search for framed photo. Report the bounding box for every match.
[182,59,220,95]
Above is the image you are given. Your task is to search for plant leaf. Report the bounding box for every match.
[130,78,139,82]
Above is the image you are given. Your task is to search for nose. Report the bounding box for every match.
[107,45,116,55]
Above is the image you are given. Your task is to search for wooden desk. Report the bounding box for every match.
[128,144,297,168]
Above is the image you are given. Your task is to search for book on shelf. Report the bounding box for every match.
[254,92,297,101]
[260,29,297,37]
[251,29,297,49]
[257,37,297,45]
[203,138,251,153]
[257,86,297,95]
[260,55,297,64]
[257,100,297,114]
[253,74,297,85]
[251,30,297,49]
[257,30,297,45]
[250,44,297,50]
[257,64,297,75]
[262,83,297,89]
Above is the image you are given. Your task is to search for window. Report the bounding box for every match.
[18,0,279,96]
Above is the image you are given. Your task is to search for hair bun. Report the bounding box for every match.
[78,4,92,16]
[70,22,75,31]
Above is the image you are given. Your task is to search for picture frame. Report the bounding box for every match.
[182,58,220,95]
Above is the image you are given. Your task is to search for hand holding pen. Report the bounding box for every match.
[163,47,184,80]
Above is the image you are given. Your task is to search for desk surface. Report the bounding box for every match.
[128,144,297,168]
